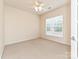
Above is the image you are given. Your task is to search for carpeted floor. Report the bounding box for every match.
[2,39,71,59]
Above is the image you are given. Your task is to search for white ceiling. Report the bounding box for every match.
[5,0,70,15]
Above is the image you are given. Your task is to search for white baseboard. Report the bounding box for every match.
[41,37,71,46]
[5,39,31,45]
[5,37,71,46]
[0,47,4,59]
[5,37,40,46]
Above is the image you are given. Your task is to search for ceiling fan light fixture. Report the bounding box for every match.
[35,1,39,6]
[38,6,42,11]
[34,1,44,12]
[34,7,38,11]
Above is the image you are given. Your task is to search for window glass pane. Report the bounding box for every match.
[46,15,63,37]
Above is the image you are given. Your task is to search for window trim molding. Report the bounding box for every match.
[45,15,64,38]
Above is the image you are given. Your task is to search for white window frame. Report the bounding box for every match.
[45,15,64,37]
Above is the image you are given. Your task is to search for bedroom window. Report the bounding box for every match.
[45,15,64,37]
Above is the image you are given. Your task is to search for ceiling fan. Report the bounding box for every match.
[33,1,45,12]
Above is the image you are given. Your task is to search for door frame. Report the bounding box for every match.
[71,0,78,59]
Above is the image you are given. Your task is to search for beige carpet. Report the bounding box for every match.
[2,39,70,59]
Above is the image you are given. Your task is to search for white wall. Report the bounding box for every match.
[0,0,4,58]
[5,5,40,45]
[40,4,71,45]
